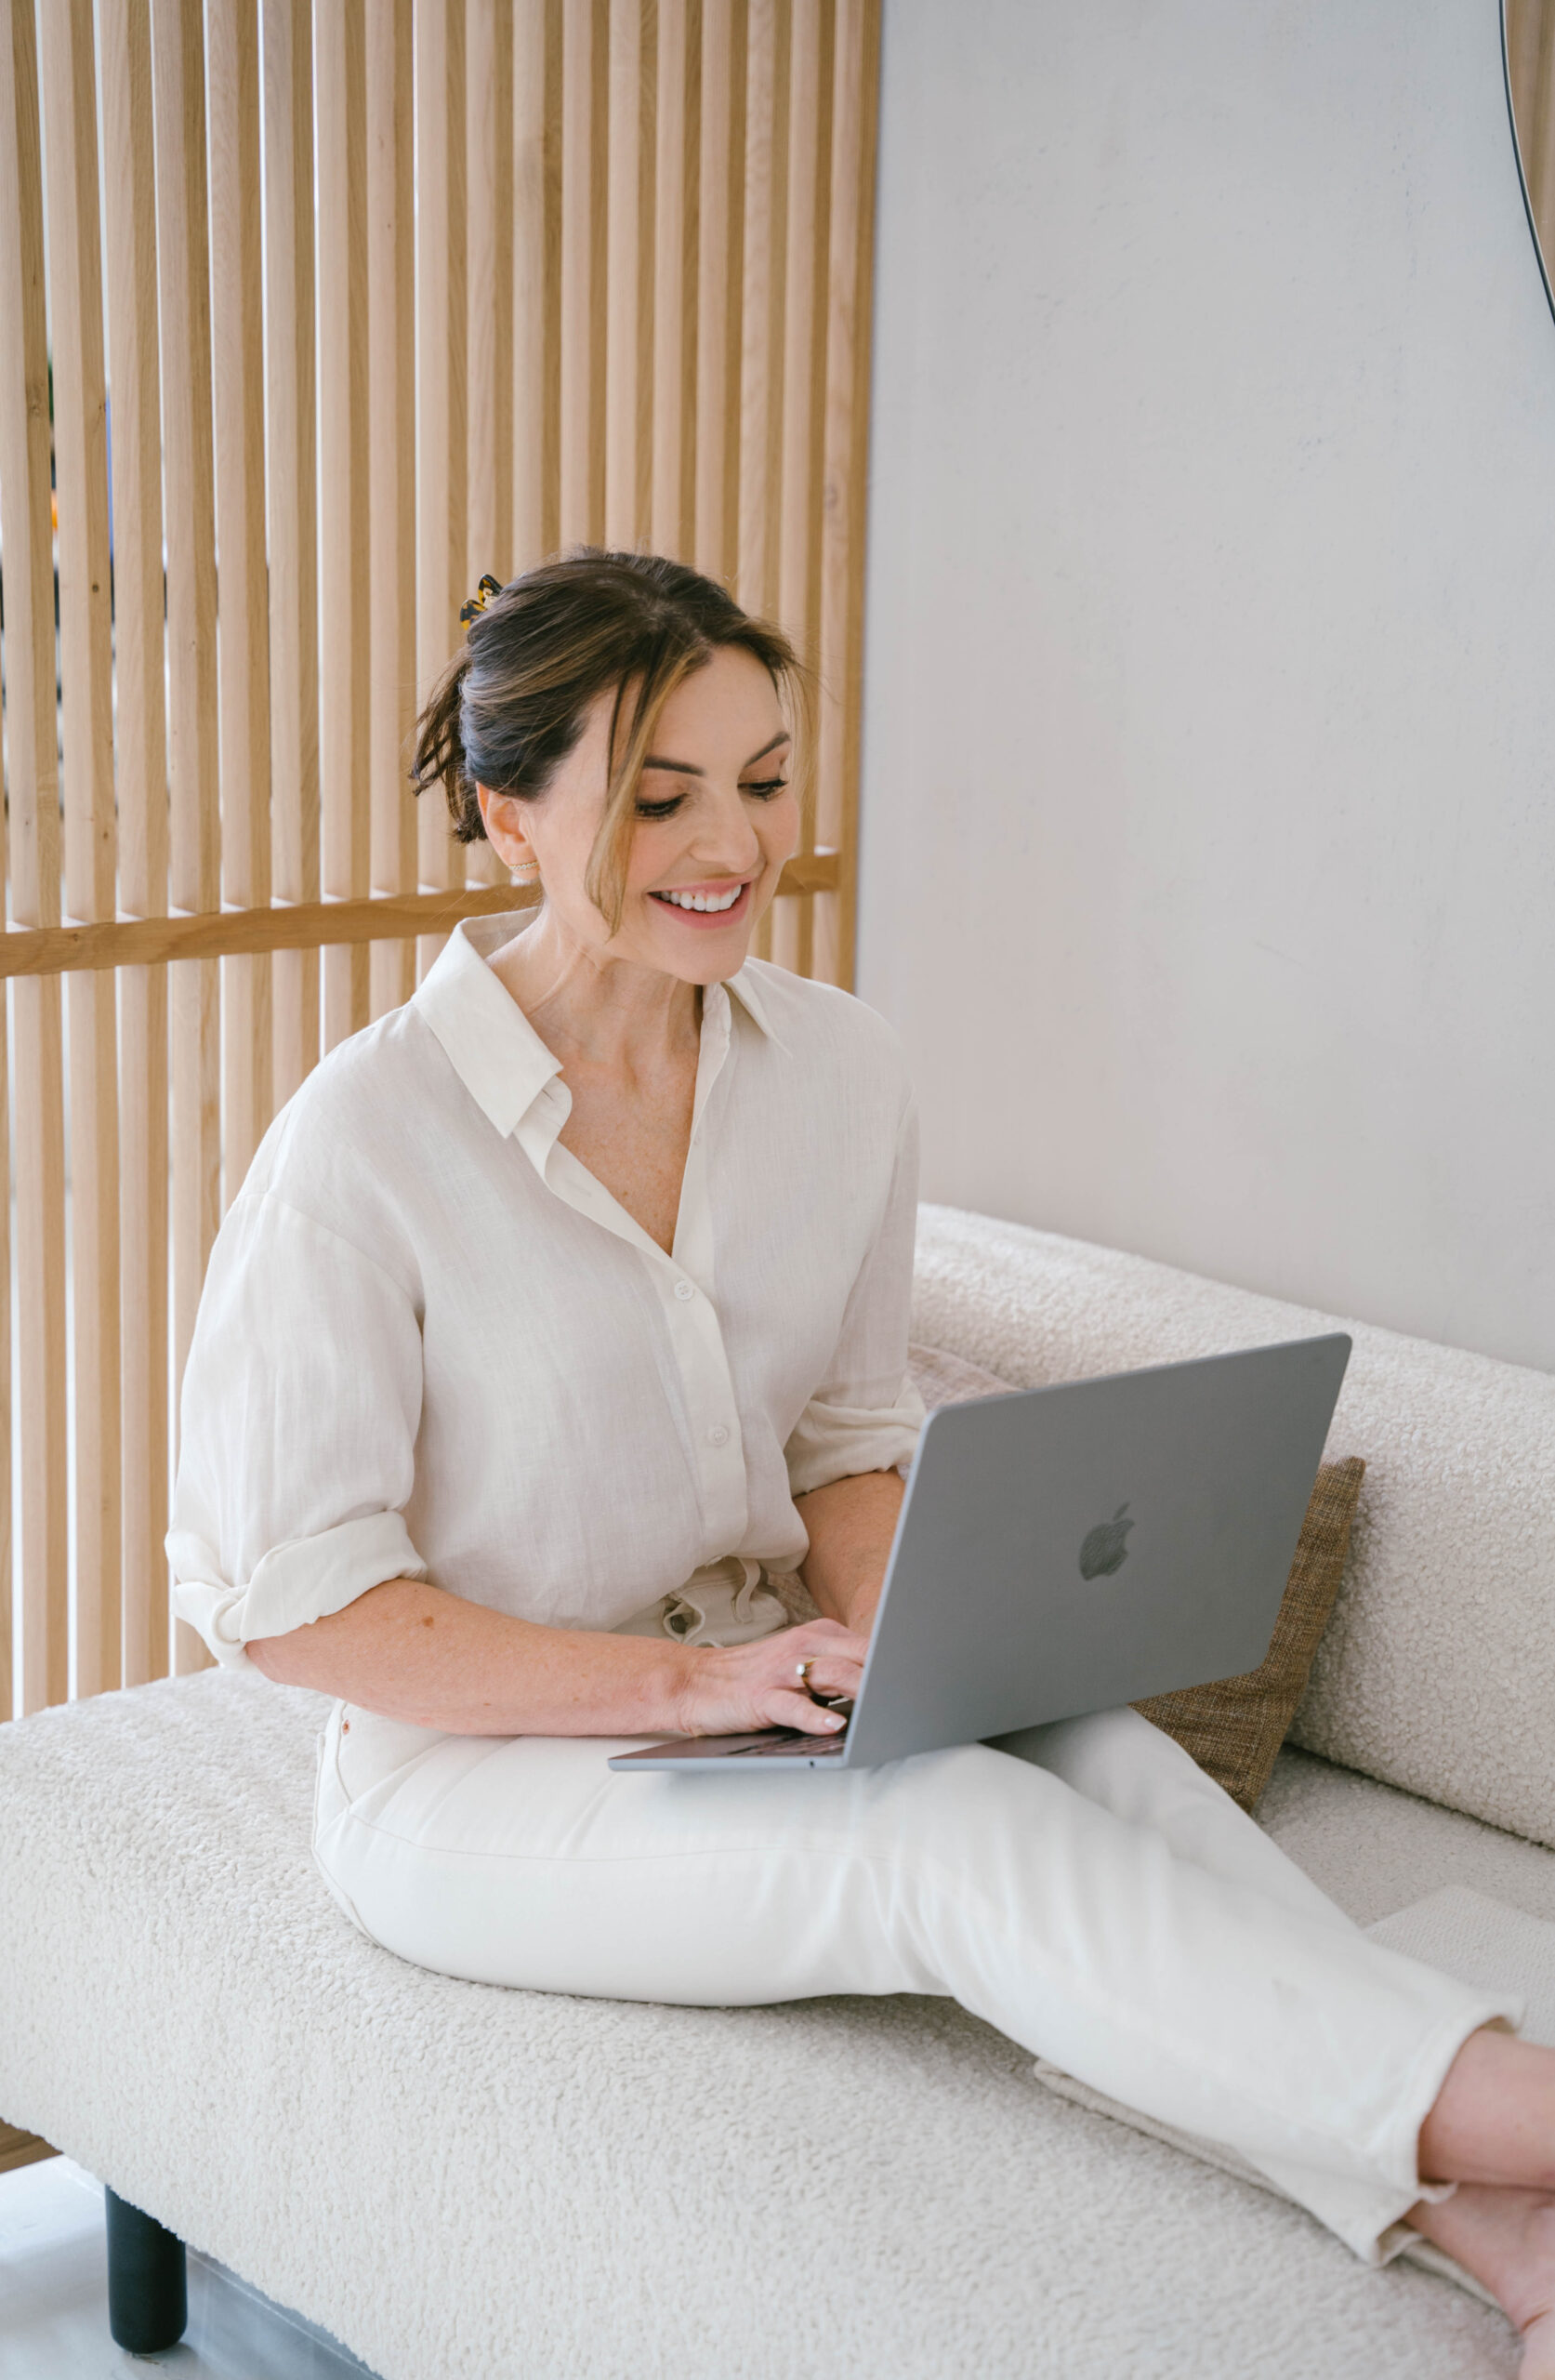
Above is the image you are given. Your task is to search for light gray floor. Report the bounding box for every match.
[0,2155,379,2378]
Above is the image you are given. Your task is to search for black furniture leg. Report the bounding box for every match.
[105,2186,188,2353]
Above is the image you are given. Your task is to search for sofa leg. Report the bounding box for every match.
[105,2186,188,2353]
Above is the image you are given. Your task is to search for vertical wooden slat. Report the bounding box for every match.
[604,0,640,548]
[152,0,221,1673]
[415,0,467,971]
[559,0,595,545]
[651,0,692,560]
[511,0,552,574]
[693,0,741,580]
[777,0,824,646]
[1,0,70,1712]
[100,0,170,1687]
[366,0,418,1019]
[773,0,829,977]
[813,0,877,991]
[263,0,320,1103]
[466,0,514,583]
[39,0,123,1700]
[634,4,658,540]
[735,0,783,619]
[207,0,273,1190]
[463,0,513,889]
[736,0,783,965]
[316,0,372,1048]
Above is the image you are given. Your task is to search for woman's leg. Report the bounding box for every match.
[965,1708,1555,2368]
[991,1704,1357,1931]
[315,1700,1510,2268]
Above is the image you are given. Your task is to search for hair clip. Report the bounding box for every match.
[459,573,504,628]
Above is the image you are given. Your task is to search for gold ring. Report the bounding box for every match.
[796,1659,814,1687]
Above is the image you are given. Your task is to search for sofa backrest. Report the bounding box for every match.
[913,1204,1555,1849]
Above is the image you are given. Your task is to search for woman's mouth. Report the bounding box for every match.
[648,879,754,926]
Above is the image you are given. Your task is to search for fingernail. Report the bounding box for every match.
[824,1713,843,1729]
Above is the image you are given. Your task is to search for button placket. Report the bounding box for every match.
[659,1269,747,1551]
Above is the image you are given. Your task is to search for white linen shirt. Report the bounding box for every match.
[168,915,925,1670]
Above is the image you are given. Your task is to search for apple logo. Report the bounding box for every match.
[1079,1502,1134,1580]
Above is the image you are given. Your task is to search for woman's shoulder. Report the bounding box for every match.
[239,1000,455,1236]
[729,959,911,1087]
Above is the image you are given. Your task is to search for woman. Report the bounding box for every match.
[171,550,1555,2366]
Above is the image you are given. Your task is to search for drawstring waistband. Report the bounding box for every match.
[613,1556,790,1649]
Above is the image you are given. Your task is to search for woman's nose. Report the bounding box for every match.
[689,787,764,869]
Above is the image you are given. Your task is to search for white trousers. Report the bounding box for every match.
[313,1698,1514,2264]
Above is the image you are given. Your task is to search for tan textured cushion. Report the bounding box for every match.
[905,1342,1364,1813]
[1132,1456,1365,1811]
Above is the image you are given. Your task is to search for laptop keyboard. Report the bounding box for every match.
[728,1731,849,1758]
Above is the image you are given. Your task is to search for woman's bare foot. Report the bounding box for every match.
[1407,2188,1555,2375]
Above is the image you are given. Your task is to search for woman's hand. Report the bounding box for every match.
[671,1618,870,1739]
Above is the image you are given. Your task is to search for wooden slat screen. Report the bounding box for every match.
[0,0,880,1720]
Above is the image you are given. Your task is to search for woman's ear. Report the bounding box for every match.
[475,784,537,875]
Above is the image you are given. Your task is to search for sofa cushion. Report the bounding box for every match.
[0,1672,1530,2380]
[912,1204,1555,1849]
[1135,1457,1364,1811]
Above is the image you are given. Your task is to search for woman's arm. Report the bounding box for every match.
[246,1570,871,1739]
[794,1467,905,1633]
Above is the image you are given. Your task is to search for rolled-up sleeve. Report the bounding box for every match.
[167,1193,428,1671]
[784,1097,927,1497]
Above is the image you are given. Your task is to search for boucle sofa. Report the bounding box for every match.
[4,1204,1555,2380]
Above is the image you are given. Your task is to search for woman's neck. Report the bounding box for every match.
[490,907,703,1081]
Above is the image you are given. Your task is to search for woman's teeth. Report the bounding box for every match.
[656,885,744,913]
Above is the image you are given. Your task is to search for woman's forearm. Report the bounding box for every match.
[247,1577,692,1736]
[248,1465,903,1734]
[795,1468,905,1633]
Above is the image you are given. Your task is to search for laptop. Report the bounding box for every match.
[609,1333,1351,1773]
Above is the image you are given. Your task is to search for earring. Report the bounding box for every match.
[511,856,540,885]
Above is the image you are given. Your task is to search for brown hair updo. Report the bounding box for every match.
[410,549,809,932]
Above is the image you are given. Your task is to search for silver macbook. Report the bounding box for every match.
[609,1333,1351,1774]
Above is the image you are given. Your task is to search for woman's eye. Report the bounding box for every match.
[634,795,685,821]
[741,777,789,800]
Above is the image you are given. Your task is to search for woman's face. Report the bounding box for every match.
[478,645,799,985]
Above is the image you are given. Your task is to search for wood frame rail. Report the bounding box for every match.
[0,852,840,981]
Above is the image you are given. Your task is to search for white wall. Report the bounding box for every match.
[858,0,1555,1373]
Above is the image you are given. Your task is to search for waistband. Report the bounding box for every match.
[610,1555,791,1649]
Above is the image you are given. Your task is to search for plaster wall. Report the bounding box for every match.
[858,0,1555,1370]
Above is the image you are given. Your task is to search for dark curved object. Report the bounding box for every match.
[105,2186,188,2353]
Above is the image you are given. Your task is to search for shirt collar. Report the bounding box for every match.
[412,915,563,1138]
[412,913,779,1144]
[724,961,780,1045]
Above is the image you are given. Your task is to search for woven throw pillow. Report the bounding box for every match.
[904,1342,1364,1812]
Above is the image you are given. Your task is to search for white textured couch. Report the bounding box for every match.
[4,1205,1555,2380]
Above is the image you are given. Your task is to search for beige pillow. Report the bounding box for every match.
[903,1342,1364,1812]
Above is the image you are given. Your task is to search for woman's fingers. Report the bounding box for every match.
[678,1620,867,1738]
[767,1687,850,1736]
[771,1634,863,1731]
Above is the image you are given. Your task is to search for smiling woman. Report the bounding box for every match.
[162,547,1555,2369]
[410,549,812,940]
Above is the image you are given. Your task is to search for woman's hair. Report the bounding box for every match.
[410,549,810,932]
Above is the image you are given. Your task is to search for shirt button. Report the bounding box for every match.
[673,1278,695,1302]
[706,1424,730,1448]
